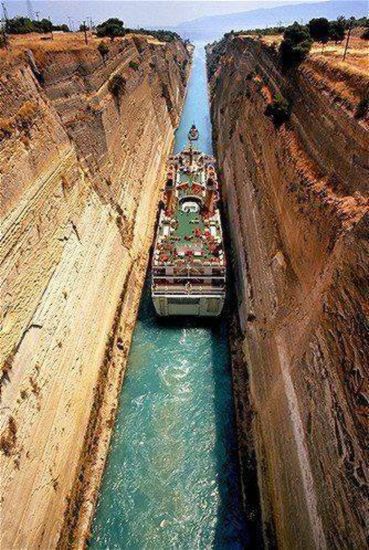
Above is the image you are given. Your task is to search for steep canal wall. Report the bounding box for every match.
[208,35,369,549]
[0,34,190,548]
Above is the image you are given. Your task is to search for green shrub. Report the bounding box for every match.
[129,60,139,71]
[5,16,68,35]
[361,27,369,40]
[95,21,180,44]
[53,24,69,32]
[355,95,369,119]
[6,16,53,34]
[308,18,330,43]
[265,94,291,127]
[236,16,368,42]
[0,34,7,49]
[108,74,126,98]
[279,22,312,69]
[98,41,110,58]
[137,29,181,42]
[6,16,34,34]
[329,18,346,43]
[96,18,125,40]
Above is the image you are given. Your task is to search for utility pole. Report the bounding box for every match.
[83,19,88,44]
[1,1,8,21]
[343,18,353,61]
[48,16,53,40]
[35,11,39,22]
[26,0,34,20]
[1,1,9,49]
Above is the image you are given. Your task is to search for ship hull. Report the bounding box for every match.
[152,293,225,317]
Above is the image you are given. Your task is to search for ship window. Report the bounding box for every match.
[169,298,200,305]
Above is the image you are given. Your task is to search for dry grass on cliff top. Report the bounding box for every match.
[260,30,368,78]
[256,30,369,107]
[0,31,161,70]
[0,32,92,67]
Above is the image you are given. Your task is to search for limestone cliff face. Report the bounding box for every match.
[208,37,368,549]
[0,36,190,548]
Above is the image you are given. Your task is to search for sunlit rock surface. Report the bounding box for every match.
[0,33,190,548]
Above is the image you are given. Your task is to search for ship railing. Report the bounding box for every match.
[152,280,226,289]
[152,290,225,297]
[152,285,225,296]
[152,275,226,281]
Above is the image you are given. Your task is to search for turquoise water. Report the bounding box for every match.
[174,44,213,155]
[90,45,248,550]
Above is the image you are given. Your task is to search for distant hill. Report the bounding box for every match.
[174,0,368,41]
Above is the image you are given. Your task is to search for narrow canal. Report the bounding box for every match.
[90,44,249,549]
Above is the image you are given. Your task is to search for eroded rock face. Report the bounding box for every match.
[0,36,190,548]
[208,36,368,549]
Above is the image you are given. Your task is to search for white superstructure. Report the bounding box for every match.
[151,130,226,316]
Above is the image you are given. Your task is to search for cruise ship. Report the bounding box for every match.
[151,127,226,316]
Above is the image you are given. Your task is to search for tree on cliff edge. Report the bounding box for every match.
[308,18,330,45]
[96,18,125,40]
[329,17,346,44]
[279,22,312,69]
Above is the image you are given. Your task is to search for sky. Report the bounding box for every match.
[5,0,330,27]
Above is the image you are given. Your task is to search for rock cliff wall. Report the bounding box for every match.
[208,36,368,549]
[0,35,190,548]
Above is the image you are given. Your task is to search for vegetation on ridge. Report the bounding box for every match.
[264,94,291,126]
[108,74,127,100]
[96,18,126,40]
[279,22,313,68]
[96,18,181,43]
[238,16,368,39]
[308,17,331,45]
[355,94,369,119]
[97,41,110,60]
[1,16,182,48]
[4,16,69,35]
[129,60,140,71]
[223,15,368,70]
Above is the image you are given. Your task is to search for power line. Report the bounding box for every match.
[26,0,34,19]
[1,1,9,48]
[343,18,354,61]
[1,1,8,22]
[83,20,88,44]
[48,15,53,40]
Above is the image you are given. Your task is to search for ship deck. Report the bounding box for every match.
[153,146,225,269]
[157,210,223,264]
